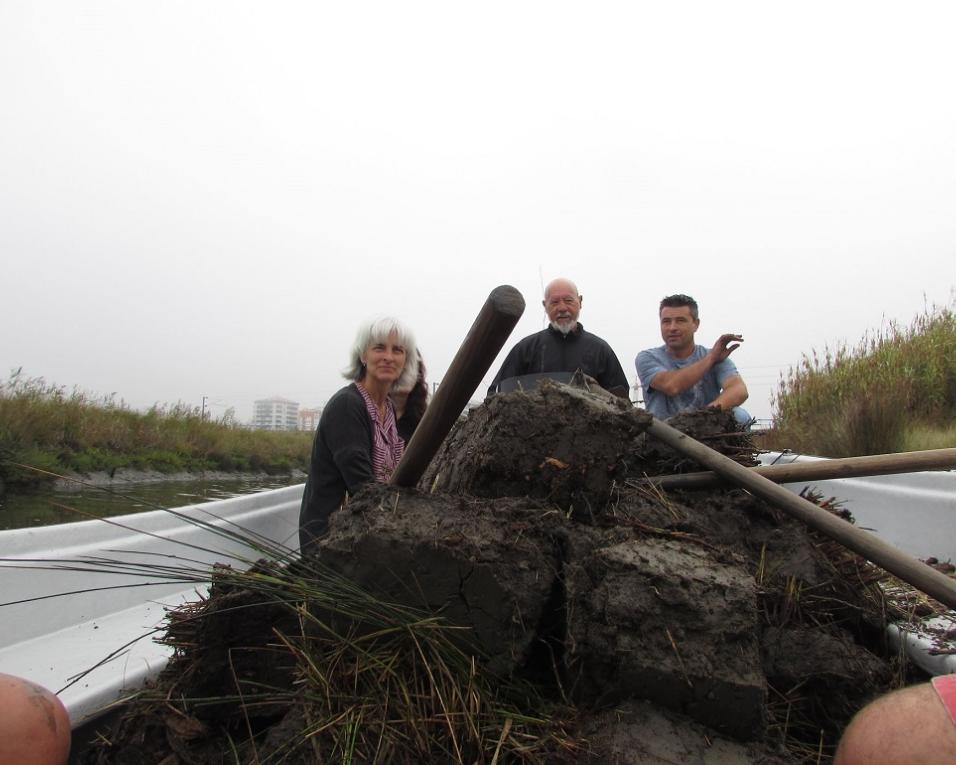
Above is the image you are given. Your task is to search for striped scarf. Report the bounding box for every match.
[355,382,405,482]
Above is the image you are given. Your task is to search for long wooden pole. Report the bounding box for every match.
[640,448,956,491]
[646,418,956,610]
[390,285,525,488]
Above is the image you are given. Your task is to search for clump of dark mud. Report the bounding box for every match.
[423,381,653,517]
[80,382,904,764]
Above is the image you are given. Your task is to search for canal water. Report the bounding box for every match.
[0,475,304,530]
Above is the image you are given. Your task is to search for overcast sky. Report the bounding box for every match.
[2,1,954,423]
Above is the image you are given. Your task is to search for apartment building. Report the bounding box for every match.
[252,397,299,431]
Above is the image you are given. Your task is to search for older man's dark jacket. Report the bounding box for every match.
[488,323,629,396]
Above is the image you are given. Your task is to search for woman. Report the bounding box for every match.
[390,350,429,443]
[299,317,418,552]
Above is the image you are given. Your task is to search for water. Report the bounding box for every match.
[0,475,304,530]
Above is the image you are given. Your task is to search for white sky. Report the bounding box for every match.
[2,1,954,422]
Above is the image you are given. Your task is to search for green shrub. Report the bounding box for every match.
[0,446,62,485]
[67,447,124,475]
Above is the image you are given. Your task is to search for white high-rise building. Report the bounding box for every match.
[252,397,299,431]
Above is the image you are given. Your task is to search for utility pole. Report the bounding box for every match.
[201,396,208,420]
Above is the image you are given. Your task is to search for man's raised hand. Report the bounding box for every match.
[711,333,743,362]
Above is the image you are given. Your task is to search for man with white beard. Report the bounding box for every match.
[487,278,629,397]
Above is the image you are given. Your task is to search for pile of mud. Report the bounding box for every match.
[80,382,905,764]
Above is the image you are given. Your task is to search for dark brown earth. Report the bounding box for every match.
[79,381,907,764]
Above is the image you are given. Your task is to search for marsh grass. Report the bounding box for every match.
[901,421,956,451]
[0,370,312,486]
[766,302,956,456]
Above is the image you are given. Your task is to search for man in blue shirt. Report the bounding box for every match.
[635,294,750,424]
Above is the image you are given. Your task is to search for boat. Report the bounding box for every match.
[0,455,954,732]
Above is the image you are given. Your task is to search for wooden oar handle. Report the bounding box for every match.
[643,448,956,491]
[390,285,525,488]
[646,418,956,610]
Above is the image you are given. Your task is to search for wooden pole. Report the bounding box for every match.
[646,418,956,610]
[390,285,525,488]
[640,448,956,491]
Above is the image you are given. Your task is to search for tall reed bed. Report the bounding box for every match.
[0,370,312,486]
[768,302,956,457]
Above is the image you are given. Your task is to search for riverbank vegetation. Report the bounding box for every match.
[762,302,956,457]
[0,371,313,487]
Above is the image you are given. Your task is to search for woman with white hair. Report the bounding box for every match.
[299,317,418,552]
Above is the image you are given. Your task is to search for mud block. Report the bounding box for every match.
[762,626,889,685]
[424,381,652,518]
[318,484,568,677]
[761,626,891,740]
[566,538,767,740]
[578,700,794,765]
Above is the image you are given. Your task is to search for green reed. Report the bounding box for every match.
[766,301,956,457]
[0,370,312,486]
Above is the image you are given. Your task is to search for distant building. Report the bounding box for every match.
[298,407,321,432]
[252,397,299,431]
